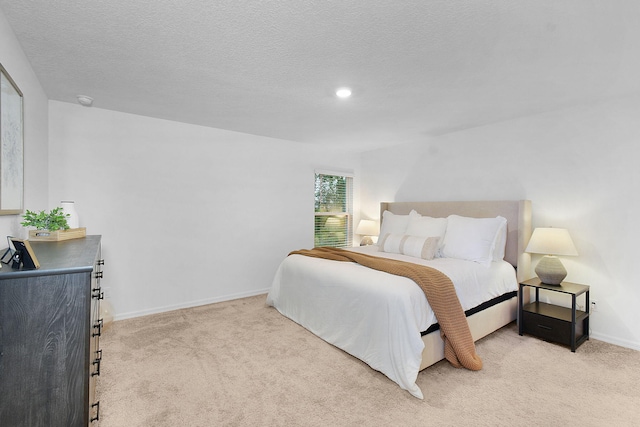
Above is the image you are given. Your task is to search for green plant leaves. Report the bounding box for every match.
[21,207,70,231]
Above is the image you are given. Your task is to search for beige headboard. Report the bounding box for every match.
[379,200,532,281]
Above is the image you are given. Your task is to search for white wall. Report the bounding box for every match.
[48,101,361,319]
[361,95,640,350]
[0,10,49,238]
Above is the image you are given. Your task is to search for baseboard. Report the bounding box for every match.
[112,288,271,321]
[590,331,640,352]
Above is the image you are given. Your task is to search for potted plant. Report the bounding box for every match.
[21,207,86,241]
[21,207,70,231]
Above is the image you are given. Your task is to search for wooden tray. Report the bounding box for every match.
[29,227,87,242]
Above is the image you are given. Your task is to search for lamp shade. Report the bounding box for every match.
[356,219,378,236]
[525,228,578,256]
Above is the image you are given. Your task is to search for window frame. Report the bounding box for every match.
[314,170,354,248]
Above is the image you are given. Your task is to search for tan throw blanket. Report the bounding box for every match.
[289,247,482,371]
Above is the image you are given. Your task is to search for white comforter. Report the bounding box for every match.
[265,245,518,399]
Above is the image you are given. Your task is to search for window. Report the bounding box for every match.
[314,171,353,248]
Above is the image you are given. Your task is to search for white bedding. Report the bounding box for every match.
[265,245,518,399]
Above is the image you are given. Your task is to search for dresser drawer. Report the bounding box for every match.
[522,311,572,346]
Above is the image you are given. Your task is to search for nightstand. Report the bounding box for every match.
[518,278,590,352]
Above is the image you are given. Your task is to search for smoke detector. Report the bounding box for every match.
[77,95,94,107]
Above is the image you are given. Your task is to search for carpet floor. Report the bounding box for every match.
[96,294,640,426]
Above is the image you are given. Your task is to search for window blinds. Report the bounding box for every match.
[314,172,353,248]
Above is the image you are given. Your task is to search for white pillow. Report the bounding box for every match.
[441,215,508,265]
[381,233,440,260]
[406,211,448,240]
[492,220,508,262]
[377,211,410,246]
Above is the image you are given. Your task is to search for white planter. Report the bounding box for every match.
[61,201,80,229]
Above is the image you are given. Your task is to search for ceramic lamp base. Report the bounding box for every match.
[360,236,374,246]
[535,255,567,285]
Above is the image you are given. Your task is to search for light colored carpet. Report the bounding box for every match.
[96,294,640,427]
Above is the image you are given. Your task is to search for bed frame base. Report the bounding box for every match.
[419,296,517,370]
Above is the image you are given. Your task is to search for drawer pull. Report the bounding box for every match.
[92,348,103,377]
[92,318,103,337]
[537,324,552,330]
[92,357,101,377]
[94,271,104,279]
[91,401,100,422]
[92,288,104,300]
[97,259,105,266]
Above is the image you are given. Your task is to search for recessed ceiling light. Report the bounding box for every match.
[335,87,352,98]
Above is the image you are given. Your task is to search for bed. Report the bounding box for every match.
[266,200,532,399]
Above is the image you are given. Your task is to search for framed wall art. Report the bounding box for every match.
[0,63,24,215]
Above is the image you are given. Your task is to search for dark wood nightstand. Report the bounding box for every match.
[518,278,590,352]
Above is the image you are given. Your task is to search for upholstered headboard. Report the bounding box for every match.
[379,200,532,281]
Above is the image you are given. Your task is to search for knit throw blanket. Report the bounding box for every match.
[289,247,483,371]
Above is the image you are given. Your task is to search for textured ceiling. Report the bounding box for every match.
[1,1,639,151]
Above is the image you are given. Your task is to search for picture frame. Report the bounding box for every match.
[1,235,16,264]
[0,63,24,215]
[10,238,40,270]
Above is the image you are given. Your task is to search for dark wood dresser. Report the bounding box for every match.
[0,235,103,426]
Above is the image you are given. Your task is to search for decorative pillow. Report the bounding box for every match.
[441,215,508,265]
[380,233,406,254]
[402,236,440,260]
[377,211,410,247]
[381,233,440,260]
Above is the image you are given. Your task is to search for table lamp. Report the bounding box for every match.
[525,227,578,285]
[356,219,378,246]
